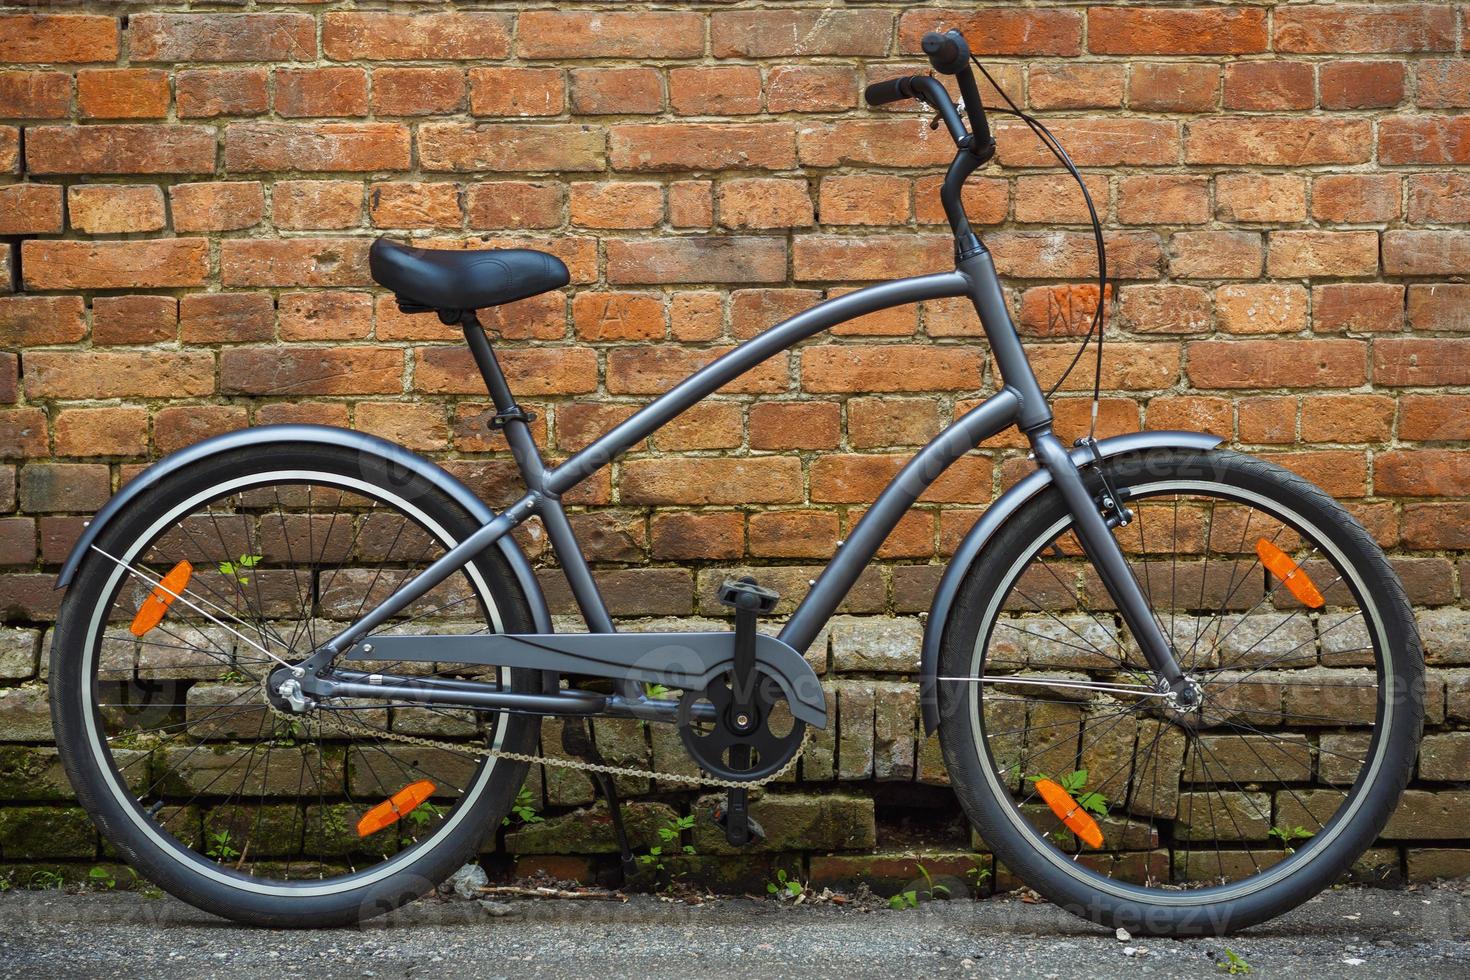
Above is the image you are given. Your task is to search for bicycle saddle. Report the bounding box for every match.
[369,238,569,313]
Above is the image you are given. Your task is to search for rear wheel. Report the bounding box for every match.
[938,449,1423,935]
[51,443,541,927]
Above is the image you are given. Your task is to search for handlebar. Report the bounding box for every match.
[863,30,993,156]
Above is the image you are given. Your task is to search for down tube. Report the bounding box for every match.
[780,387,1022,654]
[545,271,971,497]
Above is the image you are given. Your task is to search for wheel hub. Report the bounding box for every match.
[266,665,315,715]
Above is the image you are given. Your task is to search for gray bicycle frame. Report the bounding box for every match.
[297,246,1189,702]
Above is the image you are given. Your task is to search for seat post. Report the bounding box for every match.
[460,313,517,411]
[461,312,546,487]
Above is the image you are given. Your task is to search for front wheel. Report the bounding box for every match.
[50,441,541,927]
[938,449,1423,935]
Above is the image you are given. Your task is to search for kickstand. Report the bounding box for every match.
[561,721,638,884]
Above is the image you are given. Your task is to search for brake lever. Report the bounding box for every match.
[930,99,963,131]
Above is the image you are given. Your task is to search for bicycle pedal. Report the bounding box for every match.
[716,576,780,614]
[711,805,766,846]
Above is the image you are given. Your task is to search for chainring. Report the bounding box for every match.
[677,669,807,781]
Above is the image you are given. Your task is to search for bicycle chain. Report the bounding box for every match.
[263,679,810,790]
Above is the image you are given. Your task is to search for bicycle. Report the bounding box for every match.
[49,29,1423,936]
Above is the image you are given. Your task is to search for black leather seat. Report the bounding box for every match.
[369,238,570,313]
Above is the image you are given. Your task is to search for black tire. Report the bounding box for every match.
[938,449,1423,936]
[51,442,541,928]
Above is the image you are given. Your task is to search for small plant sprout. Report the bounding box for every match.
[638,814,696,880]
[1217,948,1252,974]
[1027,769,1107,816]
[644,682,671,699]
[889,863,950,909]
[205,828,240,861]
[87,866,117,890]
[500,787,542,827]
[217,553,262,585]
[406,801,447,828]
[1268,825,1312,852]
[29,870,64,890]
[767,868,805,900]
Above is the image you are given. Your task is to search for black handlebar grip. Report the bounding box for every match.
[863,76,915,107]
[921,30,971,75]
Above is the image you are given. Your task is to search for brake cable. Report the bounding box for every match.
[968,57,1110,438]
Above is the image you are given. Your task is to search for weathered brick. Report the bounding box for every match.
[130,13,315,62]
[369,182,462,230]
[1186,118,1374,166]
[54,407,147,458]
[1089,7,1267,55]
[220,239,371,288]
[220,347,402,396]
[421,123,603,173]
[469,67,564,118]
[77,69,169,119]
[372,67,465,117]
[607,237,786,285]
[169,181,264,233]
[1275,5,1456,53]
[0,14,118,64]
[1130,63,1218,112]
[179,293,275,344]
[622,458,803,506]
[274,67,368,118]
[1268,231,1380,277]
[1223,62,1314,110]
[1321,61,1406,109]
[0,184,62,235]
[65,184,166,235]
[225,123,409,172]
[610,123,795,172]
[900,9,1082,57]
[25,351,214,399]
[92,296,176,346]
[23,240,207,290]
[717,10,892,57]
[1379,115,1470,164]
[1188,339,1366,389]
[1383,231,1470,275]
[324,12,510,61]
[671,66,762,116]
[0,71,70,119]
[176,69,268,118]
[570,68,663,116]
[25,124,215,175]
[1312,283,1405,333]
[519,11,702,59]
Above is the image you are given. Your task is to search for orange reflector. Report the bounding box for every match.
[1256,538,1325,609]
[356,780,436,837]
[129,560,193,637]
[1034,778,1104,849]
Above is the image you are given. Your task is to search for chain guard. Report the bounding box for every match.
[677,669,807,782]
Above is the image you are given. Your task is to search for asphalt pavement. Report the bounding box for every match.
[3,883,1470,978]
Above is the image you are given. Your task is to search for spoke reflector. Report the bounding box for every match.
[357,780,436,837]
[1033,778,1104,848]
[1256,539,1325,609]
[129,560,193,637]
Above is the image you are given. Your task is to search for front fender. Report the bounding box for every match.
[919,430,1223,734]
[55,425,552,634]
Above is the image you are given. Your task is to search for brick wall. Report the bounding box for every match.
[1,2,1469,889]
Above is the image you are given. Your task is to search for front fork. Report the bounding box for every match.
[1029,428,1190,698]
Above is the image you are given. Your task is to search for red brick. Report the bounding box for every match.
[354,402,448,453]
[1029,63,1125,110]
[749,401,840,450]
[801,345,980,393]
[1088,7,1267,55]
[606,346,785,396]
[1215,174,1306,223]
[622,458,803,506]
[899,9,1082,57]
[651,402,743,451]
[254,402,348,429]
[0,128,16,174]
[793,235,950,281]
[1407,173,1470,223]
[607,237,786,285]
[652,512,744,561]
[1401,394,1470,441]
[720,178,813,230]
[1379,115,1470,164]
[800,119,955,169]
[25,124,215,175]
[1186,118,1373,165]
[827,286,917,337]
[1383,231,1470,275]
[569,68,663,116]
[466,181,564,230]
[170,181,264,233]
[1407,284,1470,332]
[274,67,368,118]
[369,182,463,230]
[1013,173,1109,225]
[179,293,275,343]
[154,405,247,455]
[54,408,147,458]
[1169,231,1262,279]
[1266,450,1368,498]
[996,118,1177,167]
[992,231,1164,280]
[25,351,214,399]
[77,69,168,119]
[1237,396,1297,445]
[1118,284,1211,335]
[92,296,176,346]
[221,347,402,396]
[176,69,268,118]
[1312,283,1405,333]
[1301,395,1395,444]
[130,13,315,62]
[415,347,596,396]
[225,123,409,172]
[1187,339,1366,389]
[570,182,663,230]
[220,239,372,288]
[767,66,856,113]
[572,292,664,342]
[0,296,84,347]
[1215,284,1307,334]
[23,239,207,290]
[1417,59,1470,108]
[1146,395,1233,436]
[0,14,118,64]
[1223,62,1314,110]
[1311,174,1400,223]
[421,123,604,173]
[1018,284,1109,337]
[731,288,820,339]
[0,71,69,118]
[610,123,795,172]
[1320,61,1406,109]
[668,182,713,229]
[469,68,564,117]
[748,510,839,559]
[849,397,941,448]
[518,11,702,59]
[719,10,892,57]
[273,180,363,231]
[811,454,992,504]
[555,403,640,454]
[66,184,165,234]
[1268,231,1380,277]
[372,68,466,117]
[1404,504,1470,549]
[1275,5,1455,53]
[0,411,47,458]
[1129,63,1218,112]
[669,291,722,341]
[278,291,373,342]
[1377,450,1470,496]
[819,175,909,227]
[670,66,762,116]
[324,12,510,61]
[0,184,62,235]
[1118,175,1209,225]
